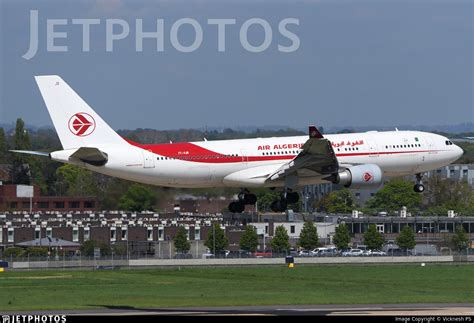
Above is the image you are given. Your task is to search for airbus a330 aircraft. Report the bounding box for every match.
[13,76,464,213]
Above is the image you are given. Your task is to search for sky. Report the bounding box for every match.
[0,0,472,131]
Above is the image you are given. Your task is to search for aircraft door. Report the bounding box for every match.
[240,149,249,163]
[143,150,155,168]
[424,136,435,149]
[366,139,379,157]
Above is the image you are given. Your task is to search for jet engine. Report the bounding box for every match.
[334,164,383,188]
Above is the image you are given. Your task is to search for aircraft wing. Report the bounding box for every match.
[266,126,339,182]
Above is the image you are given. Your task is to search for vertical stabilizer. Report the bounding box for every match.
[35,75,126,149]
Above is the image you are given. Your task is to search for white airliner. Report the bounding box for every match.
[13,76,464,213]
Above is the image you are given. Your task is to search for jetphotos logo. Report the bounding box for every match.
[1,315,66,323]
[23,10,300,60]
[68,112,96,136]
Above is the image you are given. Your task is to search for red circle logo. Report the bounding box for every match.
[363,172,374,182]
[68,112,96,137]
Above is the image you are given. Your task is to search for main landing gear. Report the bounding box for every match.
[270,191,299,212]
[228,190,257,213]
[228,189,300,213]
[413,173,425,193]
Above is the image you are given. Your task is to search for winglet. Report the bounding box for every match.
[309,126,324,139]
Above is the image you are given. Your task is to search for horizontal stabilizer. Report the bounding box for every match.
[9,150,50,157]
[70,147,108,166]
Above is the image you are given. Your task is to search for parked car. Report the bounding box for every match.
[342,249,364,257]
[202,252,214,259]
[253,250,273,258]
[312,247,338,257]
[297,250,311,257]
[320,248,338,257]
[310,248,327,257]
[337,248,351,256]
[370,250,387,256]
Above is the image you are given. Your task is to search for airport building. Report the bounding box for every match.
[425,164,474,186]
[0,184,99,213]
[1,209,473,258]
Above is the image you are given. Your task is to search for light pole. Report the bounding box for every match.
[213,223,216,257]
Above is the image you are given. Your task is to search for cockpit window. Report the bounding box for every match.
[445,140,453,146]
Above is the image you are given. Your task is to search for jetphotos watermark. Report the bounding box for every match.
[23,10,301,60]
[1,315,66,323]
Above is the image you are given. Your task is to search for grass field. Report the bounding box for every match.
[0,264,473,310]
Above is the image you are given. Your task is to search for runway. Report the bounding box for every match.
[4,303,474,316]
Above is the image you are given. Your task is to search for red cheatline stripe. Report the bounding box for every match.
[335,150,442,157]
[126,140,444,164]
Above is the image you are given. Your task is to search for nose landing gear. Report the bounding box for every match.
[414,173,425,193]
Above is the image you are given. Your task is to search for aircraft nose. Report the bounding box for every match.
[454,144,464,159]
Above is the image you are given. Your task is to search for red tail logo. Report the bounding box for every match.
[363,172,374,182]
[68,112,96,137]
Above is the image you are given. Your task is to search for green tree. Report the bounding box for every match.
[367,179,421,213]
[256,190,280,212]
[55,164,98,196]
[363,224,384,250]
[239,225,259,252]
[100,178,133,210]
[25,247,48,257]
[80,240,110,257]
[174,226,191,254]
[426,175,474,215]
[11,118,32,184]
[396,225,416,252]
[298,221,319,250]
[452,225,469,252]
[271,225,291,253]
[318,189,355,214]
[204,223,229,255]
[4,247,25,258]
[99,242,111,256]
[333,224,351,250]
[118,183,157,212]
[112,244,127,256]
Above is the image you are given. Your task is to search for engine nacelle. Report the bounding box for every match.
[335,164,383,188]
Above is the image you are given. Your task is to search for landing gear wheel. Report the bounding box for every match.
[228,201,245,213]
[270,200,288,212]
[243,193,257,205]
[414,173,425,193]
[413,184,425,193]
[286,192,299,204]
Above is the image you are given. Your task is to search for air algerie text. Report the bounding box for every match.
[257,143,304,150]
